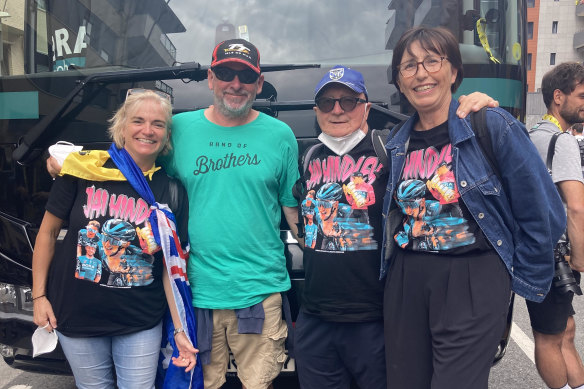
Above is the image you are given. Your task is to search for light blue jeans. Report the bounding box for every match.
[56,322,162,389]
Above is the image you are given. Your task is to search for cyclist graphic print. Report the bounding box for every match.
[301,145,383,253]
[394,132,476,252]
[75,185,158,287]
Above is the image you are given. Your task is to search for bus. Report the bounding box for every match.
[0,0,525,380]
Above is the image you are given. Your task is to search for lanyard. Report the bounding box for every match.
[542,114,563,131]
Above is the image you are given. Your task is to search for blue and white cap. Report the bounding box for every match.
[314,65,368,100]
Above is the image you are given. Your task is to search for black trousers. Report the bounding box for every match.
[295,311,386,389]
[383,249,511,389]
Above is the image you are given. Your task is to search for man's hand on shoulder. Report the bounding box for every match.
[456,92,499,118]
[46,156,62,178]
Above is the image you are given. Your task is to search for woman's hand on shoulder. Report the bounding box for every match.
[171,331,199,372]
[33,296,57,332]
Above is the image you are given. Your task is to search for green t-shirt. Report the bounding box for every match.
[161,110,299,309]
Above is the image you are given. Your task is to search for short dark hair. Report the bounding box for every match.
[572,122,584,134]
[391,26,464,94]
[541,62,584,109]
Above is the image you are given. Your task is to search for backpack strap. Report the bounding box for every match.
[371,128,390,171]
[301,143,324,175]
[470,107,501,179]
[168,177,180,211]
[372,121,405,179]
[546,132,563,173]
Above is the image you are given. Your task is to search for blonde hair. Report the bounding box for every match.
[108,90,173,155]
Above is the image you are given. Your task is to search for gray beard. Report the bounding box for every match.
[214,95,254,119]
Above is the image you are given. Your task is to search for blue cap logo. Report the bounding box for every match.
[329,67,344,80]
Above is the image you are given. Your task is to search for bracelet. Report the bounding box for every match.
[173,327,185,336]
[32,294,46,301]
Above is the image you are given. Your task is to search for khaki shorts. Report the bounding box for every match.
[203,293,288,389]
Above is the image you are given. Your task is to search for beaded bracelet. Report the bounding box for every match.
[32,294,46,301]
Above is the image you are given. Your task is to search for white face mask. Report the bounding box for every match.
[32,324,58,357]
[48,141,83,165]
[318,129,366,156]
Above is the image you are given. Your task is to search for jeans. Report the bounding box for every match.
[56,322,162,389]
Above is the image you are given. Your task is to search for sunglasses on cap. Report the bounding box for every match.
[315,96,367,113]
[126,88,171,101]
[212,66,260,84]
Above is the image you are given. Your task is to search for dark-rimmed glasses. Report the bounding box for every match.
[397,56,447,78]
[315,96,367,113]
[126,88,171,101]
[212,66,260,84]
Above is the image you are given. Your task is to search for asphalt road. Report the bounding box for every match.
[2,295,584,389]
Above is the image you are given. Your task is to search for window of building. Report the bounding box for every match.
[550,53,556,65]
[100,50,109,63]
[82,19,92,46]
[527,0,535,7]
[527,53,532,71]
[527,22,534,40]
[552,21,558,34]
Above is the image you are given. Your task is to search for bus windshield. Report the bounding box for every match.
[0,0,526,225]
[6,0,521,74]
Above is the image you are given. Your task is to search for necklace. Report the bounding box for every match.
[542,114,563,131]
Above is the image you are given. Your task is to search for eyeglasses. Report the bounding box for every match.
[212,66,260,84]
[315,96,367,113]
[397,56,447,78]
[126,88,171,101]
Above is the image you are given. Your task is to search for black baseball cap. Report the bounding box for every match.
[211,39,261,74]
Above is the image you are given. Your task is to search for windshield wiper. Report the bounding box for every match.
[13,63,320,164]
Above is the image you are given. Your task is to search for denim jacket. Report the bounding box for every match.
[380,100,566,302]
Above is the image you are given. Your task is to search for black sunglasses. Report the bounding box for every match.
[315,96,367,113]
[212,66,260,84]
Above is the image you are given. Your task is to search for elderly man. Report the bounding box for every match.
[294,65,498,389]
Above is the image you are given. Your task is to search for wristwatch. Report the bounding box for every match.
[173,327,185,336]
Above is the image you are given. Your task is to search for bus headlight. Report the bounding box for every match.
[19,288,33,312]
[0,283,17,313]
[0,283,33,316]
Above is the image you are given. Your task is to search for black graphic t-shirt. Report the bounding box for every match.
[394,121,491,254]
[300,134,386,322]
[46,161,188,337]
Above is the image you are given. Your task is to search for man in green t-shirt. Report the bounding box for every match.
[162,39,301,389]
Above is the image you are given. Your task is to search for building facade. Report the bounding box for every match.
[526,0,584,128]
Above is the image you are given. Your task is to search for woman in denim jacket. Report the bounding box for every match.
[381,26,565,389]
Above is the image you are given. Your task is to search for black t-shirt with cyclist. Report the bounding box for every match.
[393,121,492,255]
[300,134,386,322]
[46,161,188,337]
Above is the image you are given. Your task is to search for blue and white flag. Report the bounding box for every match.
[107,144,203,389]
